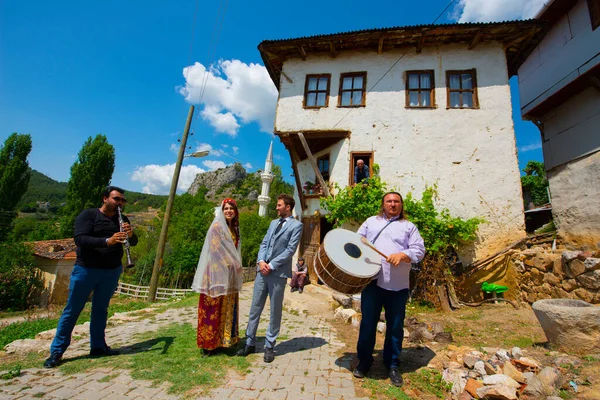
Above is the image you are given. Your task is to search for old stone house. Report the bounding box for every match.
[258,20,546,273]
[515,0,600,249]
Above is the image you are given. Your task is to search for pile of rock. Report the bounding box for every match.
[515,249,600,305]
[441,345,572,399]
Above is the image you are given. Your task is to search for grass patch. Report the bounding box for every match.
[0,296,158,348]
[458,310,484,321]
[57,322,250,398]
[406,368,451,398]
[362,378,412,400]
[503,336,534,349]
[98,373,119,383]
[405,300,437,316]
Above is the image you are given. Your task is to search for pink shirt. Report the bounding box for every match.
[358,215,426,291]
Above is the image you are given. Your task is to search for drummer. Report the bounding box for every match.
[353,191,425,387]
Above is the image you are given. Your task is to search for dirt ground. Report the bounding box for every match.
[302,283,600,400]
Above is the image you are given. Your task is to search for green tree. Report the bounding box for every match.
[0,242,43,310]
[239,212,271,267]
[266,165,294,218]
[62,135,115,236]
[0,133,33,241]
[521,160,549,207]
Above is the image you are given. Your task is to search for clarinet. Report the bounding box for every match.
[117,206,135,269]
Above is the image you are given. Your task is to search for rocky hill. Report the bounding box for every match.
[187,163,261,202]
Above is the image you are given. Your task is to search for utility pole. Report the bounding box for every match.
[148,105,195,302]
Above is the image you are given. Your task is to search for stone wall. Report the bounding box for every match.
[514,247,600,305]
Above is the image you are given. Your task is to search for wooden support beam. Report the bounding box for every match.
[416,35,425,53]
[289,147,307,210]
[378,36,384,54]
[297,132,330,197]
[271,64,293,83]
[590,75,600,92]
[468,30,482,50]
[330,41,336,58]
[298,45,307,60]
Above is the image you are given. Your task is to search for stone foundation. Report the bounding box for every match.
[514,247,600,305]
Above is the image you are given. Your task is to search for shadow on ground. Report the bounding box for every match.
[336,346,437,380]
[58,336,175,365]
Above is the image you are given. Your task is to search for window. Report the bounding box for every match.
[349,152,373,185]
[338,72,367,107]
[317,155,330,181]
[304,74,330,108]
[406,70,435,108]
[588,0,600,30]
[446,69,479,109]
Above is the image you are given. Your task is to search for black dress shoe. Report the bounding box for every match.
[353,364,369,379]
[264,347,275,363]
[90,346,119,357]
[236,345,255,357]
[43,352,62,368]
[389,368,403,387]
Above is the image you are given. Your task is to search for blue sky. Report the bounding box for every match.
[0,0,545,195]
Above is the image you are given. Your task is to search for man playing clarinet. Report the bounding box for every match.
[44,186,138,368]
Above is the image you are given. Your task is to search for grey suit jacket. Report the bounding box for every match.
[257,216,303,279]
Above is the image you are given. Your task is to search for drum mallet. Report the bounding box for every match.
[360,237,389,259]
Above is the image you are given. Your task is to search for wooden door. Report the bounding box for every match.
[301,217,321,283]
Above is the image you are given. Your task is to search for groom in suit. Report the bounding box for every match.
[238,194,303,363]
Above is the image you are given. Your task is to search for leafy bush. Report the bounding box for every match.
[521,160,549,207]
[0,242,44,311]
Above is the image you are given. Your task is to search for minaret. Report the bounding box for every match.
[258,141,274,217]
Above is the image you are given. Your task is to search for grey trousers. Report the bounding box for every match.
[245,272,287,349]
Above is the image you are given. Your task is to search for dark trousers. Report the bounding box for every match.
[290,273,307,289]
[50,265,122,355]
[356,280,409,369]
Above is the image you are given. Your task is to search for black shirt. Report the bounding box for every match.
[74,208,138,269]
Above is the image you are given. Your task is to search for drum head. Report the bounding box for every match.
[322,229,382,278]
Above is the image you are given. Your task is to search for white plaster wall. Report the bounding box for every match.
[547,150,600,249]
[518,0,600,113]
[277,43,525,259]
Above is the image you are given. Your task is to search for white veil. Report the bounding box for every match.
[191,204,243,297]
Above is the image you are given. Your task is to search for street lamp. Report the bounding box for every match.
[147,105,209,301]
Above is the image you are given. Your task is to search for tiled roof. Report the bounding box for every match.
[32,238,77,260]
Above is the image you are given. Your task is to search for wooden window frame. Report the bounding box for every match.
[303,74,331,109]
[338,72,367,107]
[446,69,479,109]
[349,151,374,186]
[317,154,330,181]
[405,70,436,109]
[588,0,600,30]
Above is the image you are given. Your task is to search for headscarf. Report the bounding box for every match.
[191,200,243,297]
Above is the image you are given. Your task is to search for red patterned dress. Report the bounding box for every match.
[197,230,240,350]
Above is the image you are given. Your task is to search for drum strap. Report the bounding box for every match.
[371,220,396,244]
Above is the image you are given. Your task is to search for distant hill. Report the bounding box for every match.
[18,169,168,212]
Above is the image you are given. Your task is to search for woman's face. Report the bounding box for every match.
[223,203,236,221]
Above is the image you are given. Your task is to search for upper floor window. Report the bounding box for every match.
[588,0,600,30]
[406,70,435,108]
[339,72,367,107]
[317,154,330,181]
[304,74,330,108]
[446,69,479,109]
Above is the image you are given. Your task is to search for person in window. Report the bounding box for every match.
[191,198,243,356]
[290,257,308,293]
[354,159,370,184]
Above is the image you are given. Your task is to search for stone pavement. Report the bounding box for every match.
[0,283,371,399]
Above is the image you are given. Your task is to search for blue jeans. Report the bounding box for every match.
[50,264,122,355]
[357,280,409,369]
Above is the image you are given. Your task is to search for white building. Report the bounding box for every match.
[258,21,546,270]
[516,0,600,250]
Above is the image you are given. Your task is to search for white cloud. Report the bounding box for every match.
[454,0,546,23]
[222,144,229,148]
[232,146,239,155]
[244,163,253,169]
[170,143,179,154]
[274,153,284,161]
[203,160,227,170]
[178,59,278,135]
[519,142,542,152]
[131,164,205,194]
